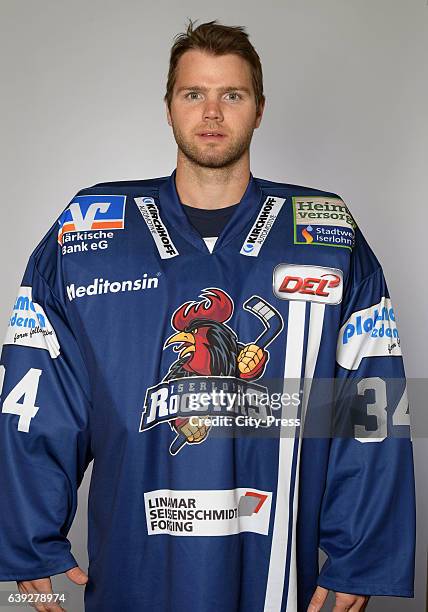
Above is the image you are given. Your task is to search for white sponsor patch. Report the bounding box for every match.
[134,197,179,259]
[144,488,272,536]
[4,286,60,358]
[273,264,343,304]
[336,297,402,370]
[240,196,286,257]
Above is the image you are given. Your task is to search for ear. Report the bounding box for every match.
[255,98,265,129]
[165,101,172,127]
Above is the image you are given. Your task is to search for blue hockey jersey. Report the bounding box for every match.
[0,169,416,611]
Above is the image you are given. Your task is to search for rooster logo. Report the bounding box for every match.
[141,287,283,455]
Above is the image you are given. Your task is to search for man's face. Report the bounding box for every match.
[166,50,264,169]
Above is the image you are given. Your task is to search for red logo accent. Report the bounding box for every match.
[244,491,268,513]
[278,273,341,297]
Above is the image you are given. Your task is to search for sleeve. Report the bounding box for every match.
[316,225,416,597]
[0,242,93,581]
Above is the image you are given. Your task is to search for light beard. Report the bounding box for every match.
[172,127,254,169]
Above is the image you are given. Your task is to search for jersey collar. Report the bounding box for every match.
[158,168,263,254]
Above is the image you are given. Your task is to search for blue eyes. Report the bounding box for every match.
[185,92,242,101]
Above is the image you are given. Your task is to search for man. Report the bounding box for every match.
[0,18,415,612]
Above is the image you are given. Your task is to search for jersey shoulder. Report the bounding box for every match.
[256,176,383,280]
[77,175,169,195]
[29,176,168,279]
[254,176,339,199]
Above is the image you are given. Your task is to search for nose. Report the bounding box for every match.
[203,99,224,122]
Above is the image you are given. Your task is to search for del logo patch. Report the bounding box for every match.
[58,195,126,245]
[293,196,356,249]
[273,264,343,305]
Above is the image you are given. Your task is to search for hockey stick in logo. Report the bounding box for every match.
[242,296,284,349]
[169,296,283,455]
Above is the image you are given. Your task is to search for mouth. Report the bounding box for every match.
[197,133,226,140]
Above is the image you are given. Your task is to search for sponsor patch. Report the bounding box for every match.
[134,197,179,259]
[4,286,60,358]
[66,275,160,301]
[144,488,272,536]
[58,194,126,255]
[336,297,401,370]
[293,196,356,249]
[273,264,343,304]
[240,196,286,257]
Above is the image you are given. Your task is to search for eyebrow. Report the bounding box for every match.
[176,85,252,95]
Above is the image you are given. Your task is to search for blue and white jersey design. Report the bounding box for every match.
[0,169,415,611]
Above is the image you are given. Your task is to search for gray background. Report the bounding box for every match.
[0,0,427,610]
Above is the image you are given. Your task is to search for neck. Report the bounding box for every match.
[174,153,251,210]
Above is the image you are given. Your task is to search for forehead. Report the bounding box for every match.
[174,50,252,89]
